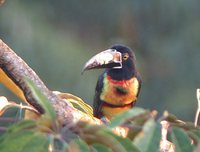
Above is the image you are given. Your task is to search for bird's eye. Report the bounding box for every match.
[123,53,129,60]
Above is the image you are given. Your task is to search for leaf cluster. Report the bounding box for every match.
[1,80,200,152]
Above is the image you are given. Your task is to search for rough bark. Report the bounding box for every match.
[0,39,95,126]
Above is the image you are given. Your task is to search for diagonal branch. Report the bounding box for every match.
[0,39,98,126]
[0,40,46,113]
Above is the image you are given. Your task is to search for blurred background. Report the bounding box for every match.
[0,0,200,121]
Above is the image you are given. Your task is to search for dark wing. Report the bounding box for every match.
[136,71,142,98]
[93,72,105,118]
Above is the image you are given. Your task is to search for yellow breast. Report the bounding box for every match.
[100,76,139,105]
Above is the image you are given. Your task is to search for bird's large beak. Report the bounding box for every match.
[82,49,122,73]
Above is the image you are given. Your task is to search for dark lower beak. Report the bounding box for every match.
[82,49,122,74]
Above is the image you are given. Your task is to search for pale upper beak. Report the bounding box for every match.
[82,49,122,74]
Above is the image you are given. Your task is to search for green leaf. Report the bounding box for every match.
[108,107,145,128]
[57,92,93,117]
[7,120,37,133]
[170,127,194,152]
[92,144,112,152]
[104,130,141,152]
[79,123,139,152]
[67,97,93,116]
[187,129,200,145]
[190,129,200,139]
[96,131,129,152]
[0,132,49,152]
[134,119,161,152]
[26,78,56,120]
[0,121,49,152]
[70,139,90,152]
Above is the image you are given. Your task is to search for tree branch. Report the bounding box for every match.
[0,39,101,126]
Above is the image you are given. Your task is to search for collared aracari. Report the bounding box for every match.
[82,44,142,120]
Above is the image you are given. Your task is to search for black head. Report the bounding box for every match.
[82,44,137,79]
[110,44,136,69]
[107,44,136,79]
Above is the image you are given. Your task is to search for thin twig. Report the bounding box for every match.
[10,101,39,114]
[194,89,200,127]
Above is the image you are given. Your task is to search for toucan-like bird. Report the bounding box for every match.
[82,44,142,120]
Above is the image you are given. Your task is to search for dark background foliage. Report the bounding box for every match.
[0,0,200,120]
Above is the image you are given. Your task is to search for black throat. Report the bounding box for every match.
[106,66,136,80]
